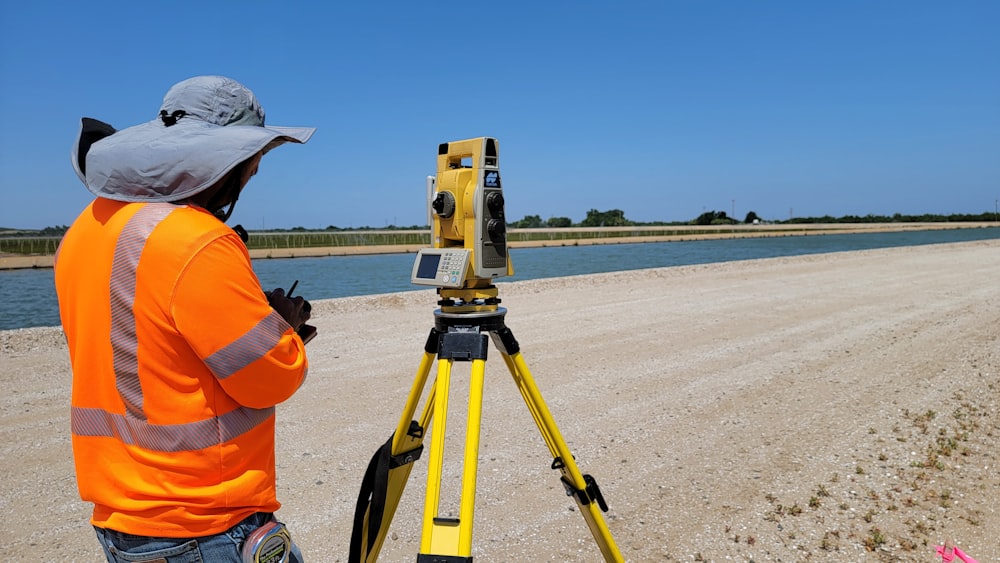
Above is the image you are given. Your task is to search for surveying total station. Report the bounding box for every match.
[349,137,623,562]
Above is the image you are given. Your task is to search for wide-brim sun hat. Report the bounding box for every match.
[72,75,316,202]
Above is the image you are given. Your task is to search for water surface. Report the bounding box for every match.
[3,227,998,331]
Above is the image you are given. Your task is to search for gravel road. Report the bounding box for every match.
[2,240,997,561]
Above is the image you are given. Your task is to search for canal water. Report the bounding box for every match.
[2,227,998,331]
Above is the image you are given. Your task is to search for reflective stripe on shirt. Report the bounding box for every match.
[71,405,274,452]
[206,310,290,379]
[110,203,175,420]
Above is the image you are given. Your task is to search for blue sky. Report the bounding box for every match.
[1,1,997,229]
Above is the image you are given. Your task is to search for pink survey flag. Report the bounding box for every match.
[934,543,979,563]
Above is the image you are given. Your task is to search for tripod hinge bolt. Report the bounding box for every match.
[390,444,424,469]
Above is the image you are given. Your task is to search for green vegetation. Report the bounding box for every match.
[507,215,572,228]
[0,236,62,255]
[249,226,773,251]
[508,208,646,228]
[245,230,429,251]
[3,209,998,257]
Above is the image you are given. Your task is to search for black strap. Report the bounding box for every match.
[232,224,249,244]
[208,161,248,223]
[349,433,394,562]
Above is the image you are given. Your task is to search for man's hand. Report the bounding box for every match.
[267,287,311,332]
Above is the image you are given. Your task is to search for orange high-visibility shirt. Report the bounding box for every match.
[55,198,308,537]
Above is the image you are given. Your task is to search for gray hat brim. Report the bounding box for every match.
[76,118,315,203]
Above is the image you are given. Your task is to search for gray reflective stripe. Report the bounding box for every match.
[206,310,291,380]
[71,405,274,452]
[109,203,176,420]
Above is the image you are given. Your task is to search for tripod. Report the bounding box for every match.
[349,286,624,562]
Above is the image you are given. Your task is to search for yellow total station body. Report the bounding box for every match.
[430,138,513,307]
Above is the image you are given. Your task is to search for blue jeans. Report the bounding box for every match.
[94,512,304,562]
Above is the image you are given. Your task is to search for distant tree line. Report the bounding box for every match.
[508,209,628,228]
[507,208,746,227]
[510,209,1000,228]
[9,209,999,235]
[782,212,999,224]
[0,225,71,235]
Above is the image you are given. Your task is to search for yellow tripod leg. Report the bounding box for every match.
[498,352,559,459]
[420,355,487,561]
[494,329,624,562]
[354,310,623,561]
[352,333,439,563]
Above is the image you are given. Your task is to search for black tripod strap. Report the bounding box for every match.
[349,433,394,562]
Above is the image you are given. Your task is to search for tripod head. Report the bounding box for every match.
[411,137,514,313]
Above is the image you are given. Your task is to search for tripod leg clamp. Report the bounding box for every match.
[560,474,610,513]
[391,420,424,468]
[491,327,520,355]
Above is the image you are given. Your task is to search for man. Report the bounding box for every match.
[56,76,316,562]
